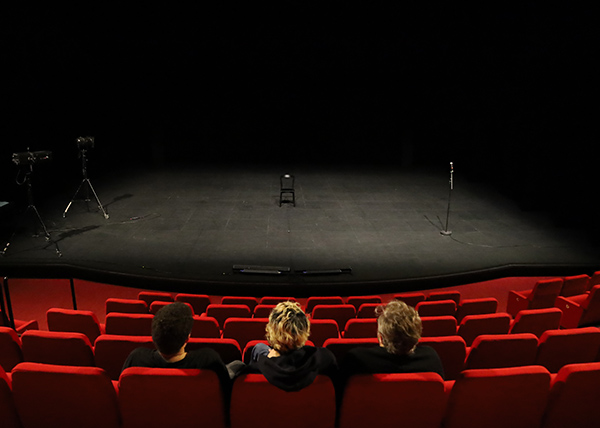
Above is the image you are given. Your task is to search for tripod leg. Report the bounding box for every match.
[63,179,86,218]
[85,179,109,219]
[31,205,62,257]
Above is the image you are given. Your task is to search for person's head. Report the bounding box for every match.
[376,300,422,355]
[266,301,310,354]
[151,302,194,355]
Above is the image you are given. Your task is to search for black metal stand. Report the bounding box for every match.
[1,165,62,256]
[63,149,109,219]
[441,162,454,236]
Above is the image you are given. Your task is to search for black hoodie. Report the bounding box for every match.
[247,346,338,391]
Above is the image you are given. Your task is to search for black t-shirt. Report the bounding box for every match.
[122,347,230,390]
[339,345,445,380]
[247,345,338,392]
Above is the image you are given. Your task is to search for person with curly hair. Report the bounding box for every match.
[339,299,444,379]
[242,301,338,391]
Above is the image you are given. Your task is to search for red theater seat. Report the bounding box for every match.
[175,293,211,315]
[119,367,226,428]
[221,296,259,313]
[308,318,340,347]
[204,304,252,330]
[463,333,538,370]
[0,327,23,372]
[259,296,297,306]
[419,336,466,381]
[554,284,600,328]
[393,292,426,308]
[426,290,461,305]
[230,374,335,428]
[356,303,380,318]
[191,315,221,338]
[535,327,600,373]
[105,298,149,314]
[21,330,95,367]
[559,274,591,298]
[94,334,155,381]
[46,308,105,344]
[443,366,551,428]
[253,304,276,318]
[12,362,121,428]
[420,316,458,337]
[506,278,564,317]
[343,318,378,338]
[346,295,382,311]
[542,362,600,428]
[311,304,356,333]
[305,296,344,314]
[508,307,563,338]
[186,338,242,364]
[339,372,446,428]
[0,365,20,428]
[105,313,154,336]
[457,312,511,347]
[415,299,456,317]
[222,317,268,350]
[455,297,498,323]
[137,291,174,307]
[323,338,379,362]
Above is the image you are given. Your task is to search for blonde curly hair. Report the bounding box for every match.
[265,301,311,353]
[376,300,422,355]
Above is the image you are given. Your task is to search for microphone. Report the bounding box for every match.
[449,162,454,190]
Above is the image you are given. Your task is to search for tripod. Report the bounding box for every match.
[2,165,61,256]
[63,148,109,219]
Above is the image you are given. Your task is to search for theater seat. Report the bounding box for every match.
[455,297,498,323]
[105,298,148,315]
[339,372,446,428]
[0,365,21,428]
[323,338,379,363]
[222,317,269,350]
[311,304,356,333]
[426,290,461,305]
[46,308,105,344]
[137,291,173,307]
[230,374,335,428]
[463,333,538,370]
[342,318,378,338]
[221,296,259,313]
[554,284,600,328]
[456,312,511,347]
[119,367,226,428]
[11,362,121,428]
[94,335,155,380]
[393,292,426,308]
[186,338,242,364]
[21,330,95,367]
[175,293,211,315]
[420,316,458,337]
[346,295,382,311]
[542,362,600,428]
[308,318,340,347]
[105,313,154,336]
[535,327,600,373]
[443,366,551,428]
[559,274,591,298]
[191,315,221,338]
[0,327,23,372]
[419,336,466,381]
[204,304,252,330]
[508,307,563,338]
[506,278,564,317]
[305,296,344,314]
[415,299,456,317]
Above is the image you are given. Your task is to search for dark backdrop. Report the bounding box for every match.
[2,4,596,226]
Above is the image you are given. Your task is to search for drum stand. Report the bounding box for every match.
[1,165,61,256]
[63,148,109,219]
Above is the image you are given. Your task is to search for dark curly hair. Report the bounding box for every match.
[151,302,194,355]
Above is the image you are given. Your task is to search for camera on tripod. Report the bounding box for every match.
[12,150,53,166]
[76,136,95,150]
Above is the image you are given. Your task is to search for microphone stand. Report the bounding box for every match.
[63,147,109,219]
[441,162,453,236]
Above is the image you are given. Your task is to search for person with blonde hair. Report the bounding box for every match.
[339,299,444,379]
[244,301,337,391]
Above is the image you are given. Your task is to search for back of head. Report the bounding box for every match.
[377,300,422,355]
[152,302,194,355]
[266,301,310,353]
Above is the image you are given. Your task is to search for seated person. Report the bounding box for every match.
[122,302,229,387]
[339,300,444,380]
[241,301,338,391]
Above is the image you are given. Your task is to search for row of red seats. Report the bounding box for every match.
[507,274,600,327]
[3,325,600,383]
[2,361,599,428]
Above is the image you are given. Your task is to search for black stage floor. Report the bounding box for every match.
[1,164,599,296]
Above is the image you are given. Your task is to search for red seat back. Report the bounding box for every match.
[12,362,121,428]
[230,374,335,428]
[535,327,600,373]
[175,293,211,316]
[21,330,95,367]
[119,367,226,428]
[46,308,104,344]
[0,327,23,372]
[457,312,511,346]
[222,317,268,350]
[343,318,378,339]
[93,334,155,380]
[311,305,356,333]
[105,313,154,336]
[443,366,551,428]
[308,318,340,347]
[419,336,466,381]
[339,372,446,428]
[509,308,563,338]
[464,333,538,370]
